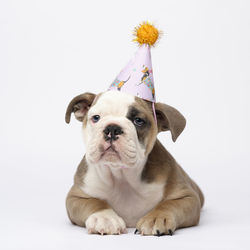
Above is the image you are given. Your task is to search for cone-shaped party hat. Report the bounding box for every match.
[108,21,160,103]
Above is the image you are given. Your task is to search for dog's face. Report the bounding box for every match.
[65,91,186,168]
[82,91,158,168]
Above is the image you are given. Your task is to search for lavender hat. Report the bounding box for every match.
[108,21,161,104]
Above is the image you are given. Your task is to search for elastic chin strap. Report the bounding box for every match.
[152,102,157,125]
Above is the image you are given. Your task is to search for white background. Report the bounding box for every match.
[1,0,250,249]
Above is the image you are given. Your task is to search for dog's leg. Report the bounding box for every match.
[135,191,201,236]
[66,185,127,235]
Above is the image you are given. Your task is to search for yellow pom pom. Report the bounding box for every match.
[133,21,160,46]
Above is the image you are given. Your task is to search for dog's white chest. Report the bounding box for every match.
[106,179,164,227]
[82,165,165,227]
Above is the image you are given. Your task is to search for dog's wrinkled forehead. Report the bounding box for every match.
[89,91,135,117]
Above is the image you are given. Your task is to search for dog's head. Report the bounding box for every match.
[65,91,186,168]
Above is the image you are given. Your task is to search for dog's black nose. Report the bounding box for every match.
[103,124,123,141]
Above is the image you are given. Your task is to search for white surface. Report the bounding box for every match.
[0,0,250,249]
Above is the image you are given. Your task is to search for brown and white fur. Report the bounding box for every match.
[65,91,204,236]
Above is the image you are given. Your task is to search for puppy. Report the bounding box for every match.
[65,91,204,236]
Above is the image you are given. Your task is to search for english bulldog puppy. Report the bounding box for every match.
[65,91,204,236]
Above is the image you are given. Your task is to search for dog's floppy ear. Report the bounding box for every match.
[155,103,186,142]
[65,92,96,123]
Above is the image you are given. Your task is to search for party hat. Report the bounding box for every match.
[108,21,160,103]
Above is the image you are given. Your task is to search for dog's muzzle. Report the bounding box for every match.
[103,124,123,142]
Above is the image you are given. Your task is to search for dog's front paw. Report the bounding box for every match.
[135,212,177,236]
[85,209,127,235]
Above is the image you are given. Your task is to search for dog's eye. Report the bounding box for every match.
[91,115,100,123]
[134,117,145,127]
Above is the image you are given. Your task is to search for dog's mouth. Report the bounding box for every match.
[100,144,121,159]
